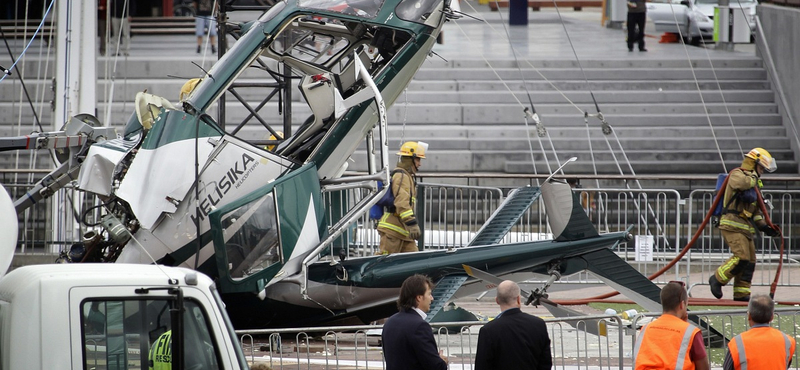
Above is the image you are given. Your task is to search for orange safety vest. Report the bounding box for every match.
[634,314,700,370]
[728,326,796,370]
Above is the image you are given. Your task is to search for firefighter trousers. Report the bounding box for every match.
[377,232,418,254]
[715,229,756,299]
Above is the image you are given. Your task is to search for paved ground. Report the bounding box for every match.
[1,1,756,64]
[435,4,757,61]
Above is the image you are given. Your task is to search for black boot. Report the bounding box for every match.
[709,275,723,299]
[734,295,750,302]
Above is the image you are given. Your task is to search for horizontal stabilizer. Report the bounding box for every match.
[540,298,607,337]
[583,249,662,312]
[583,248,726,347]
[468,186,541,247]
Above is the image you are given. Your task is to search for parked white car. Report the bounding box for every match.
[694,0,756,36]
[647,0,714,45]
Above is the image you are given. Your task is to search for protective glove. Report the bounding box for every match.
[759,224,779,237]
[757,178,763,189]
[407,224,421,239]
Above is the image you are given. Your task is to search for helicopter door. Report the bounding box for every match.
[219,190,282,280]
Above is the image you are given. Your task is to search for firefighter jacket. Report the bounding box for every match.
[727,325,795,370]
[377,166,417,241]
[149,330,172,370]
[634,314,701,370]
[719,168,767,237]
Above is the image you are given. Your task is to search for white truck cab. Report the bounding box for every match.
[0,263,249,369]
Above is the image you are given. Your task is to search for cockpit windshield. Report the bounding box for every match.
[299,0,385,18]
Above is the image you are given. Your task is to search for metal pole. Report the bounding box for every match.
[55,0,96,253]
[715,0,733,50]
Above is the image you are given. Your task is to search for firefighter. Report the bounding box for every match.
[148,330,172,370]
[376,141,428,254]
[709,148,780,302]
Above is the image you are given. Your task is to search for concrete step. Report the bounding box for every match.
[346,149,798,174]
[0,17,195,39]
[0,99,780,126]
[380,125,786,141]
[0,80,776,109]
[421,58,764,69]
[459,102,778,115]
[2,56,762,80]
[465,136,790,151]
[375,135,790,152]
[395,90,777,104]
[0,57,266,81]
[408,80,771,92]
[502,159,800,175]
[217,105,784,127]
[412,68,768,81]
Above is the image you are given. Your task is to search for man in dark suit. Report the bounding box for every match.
[382,274,448,370]
[475,280,552,370]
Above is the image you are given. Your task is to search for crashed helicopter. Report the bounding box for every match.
[2,0,706,332]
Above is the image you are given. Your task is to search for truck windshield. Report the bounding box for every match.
[80,298,222,370]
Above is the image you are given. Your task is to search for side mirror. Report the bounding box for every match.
[680,0,691,7]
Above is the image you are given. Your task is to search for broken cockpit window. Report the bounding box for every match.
[269,27,351,65]
[299,0,385,18]
[221,191,282,279]
[395,0,441,23]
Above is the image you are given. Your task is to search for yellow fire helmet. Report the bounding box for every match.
[397,141,428,159]
[745,147,777,172]
[179,78,202,102]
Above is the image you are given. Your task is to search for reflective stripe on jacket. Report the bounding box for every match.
[634,314,699,370]
[376,168,416,241]
[728,326,795,370]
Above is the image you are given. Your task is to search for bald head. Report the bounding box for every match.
[496,280,521,308]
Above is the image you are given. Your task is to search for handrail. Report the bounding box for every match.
[755,14,800,161]
[343,171,800,183]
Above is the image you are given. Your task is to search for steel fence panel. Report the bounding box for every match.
[9,173,800,294]
[237,309,800,369]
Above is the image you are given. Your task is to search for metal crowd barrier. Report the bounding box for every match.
[9,172,800,290]
[235,308,800,369]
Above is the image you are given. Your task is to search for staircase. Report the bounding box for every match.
[0,41,794,176]
[373,57,796,175]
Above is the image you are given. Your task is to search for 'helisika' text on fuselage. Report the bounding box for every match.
[190,153,256,227]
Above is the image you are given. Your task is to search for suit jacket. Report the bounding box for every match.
[382,309,447,370]
[475,307,552,370]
